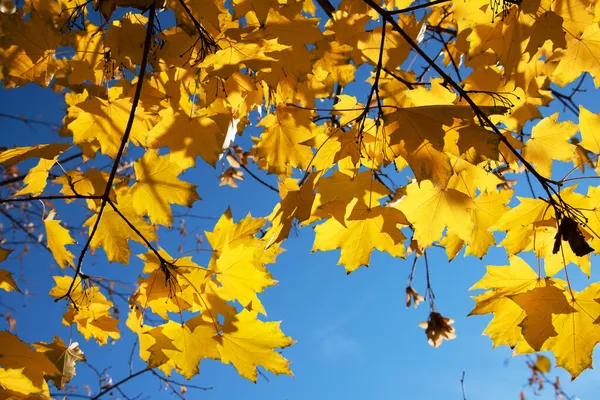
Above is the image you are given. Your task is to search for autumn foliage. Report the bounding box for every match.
[1,0,600,397]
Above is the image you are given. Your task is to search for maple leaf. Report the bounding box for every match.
[0,331,60,388]
[468,256,563,349]
[522,113,577,178]
[0,367,50,397]
[264,175,318,248]
[199,37,291,78]
[0,8,61,87]
[205,208,266,253]
[43,211,76,269]
[207,241,277,315]
[50,276,120,344]
[67,94,152,158]
[551,22,600,87]
[84,187,157,264]
[312,199,407,272]
[147,107,227,168]
[397,180,474,248]
[0,143,69,167]
[13,157,57,197]
[578,105,600,156]
[514,283,600,379]
[147,317,219,379]
[54,168,112,208]
[216,309,295,382]
[254,107,317,175]
[129,149,200,226]
[33,337,86,389]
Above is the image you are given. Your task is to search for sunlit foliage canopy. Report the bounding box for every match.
[2,0,600,396]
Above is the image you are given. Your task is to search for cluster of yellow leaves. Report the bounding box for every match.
[127,210,293,382]
[469,256,600,378]
[3,0,600,391]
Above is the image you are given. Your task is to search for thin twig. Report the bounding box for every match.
[90,368,152,400]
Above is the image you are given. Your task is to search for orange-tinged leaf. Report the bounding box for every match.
[0,269,20,293]
[217,309,294,382]
[0,368,45,396]
[0,143,68,167]
[0,331,60,388]
[43,211,76,269]
[129,149,200,226]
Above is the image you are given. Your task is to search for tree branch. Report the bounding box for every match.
[58,2,157,303]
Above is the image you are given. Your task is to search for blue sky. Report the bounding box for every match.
[2,8,600,400]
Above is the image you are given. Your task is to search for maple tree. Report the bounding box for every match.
[1,0,600,397]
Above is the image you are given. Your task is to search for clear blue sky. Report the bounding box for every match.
[2,10,600,400]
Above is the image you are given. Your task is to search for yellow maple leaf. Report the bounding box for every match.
[54,169,112,208]
[13,157,57,197]
[0,8,61,87]
[147,107,226,168]
[578,105,600,155]
[255,107,317,175]
[199,37,291,78]
[312,199,407,272]
[49,276,120,344]
[104,13,147,70]
[205,208,266,253]
[493,196,553,255]
[468,256,560,349]
[67,94,152,158]
[551,22,600,87]
[515,283,600,378]
[397,180,474,248]
[217,309,294,382]
[0,368,46,396]
[264,175,318,248]
[147,317,219,379]
[84,187,157,264]
[208,242,277,313]
[522,113,577,178]
[129,149,200,227]
[465,190,513,258]
[43,211,76,269]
